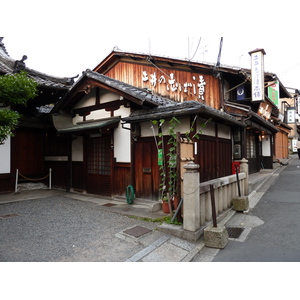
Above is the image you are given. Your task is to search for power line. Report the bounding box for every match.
[279,61,300,76]
[189,38,201,61]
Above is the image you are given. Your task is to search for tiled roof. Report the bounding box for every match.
[0,37,75,89]
[82,69,174,107]
[122,100,244,127]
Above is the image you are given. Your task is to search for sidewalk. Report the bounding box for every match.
[0,157,293,262]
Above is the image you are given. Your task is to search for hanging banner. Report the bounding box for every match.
[249,49,266,102]
[237,84,246,100]
[268,81,279,106]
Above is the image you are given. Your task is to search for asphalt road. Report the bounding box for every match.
[212,156,300,262]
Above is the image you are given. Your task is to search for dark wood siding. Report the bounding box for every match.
[12,128,45,177]
[196,135,232,182]
[72,162,84,192]
[45,161,68,188]
[45,131,69,189]
[113,163,131,196]
[0,174,13,193]
[134,138,160,200]
[85,135,112,196]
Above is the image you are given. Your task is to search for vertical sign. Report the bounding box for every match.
[268,81,279,106]
[158,149,163,166]
[296,96,300,115]
[249,49,266,102]
[287,107,295,124]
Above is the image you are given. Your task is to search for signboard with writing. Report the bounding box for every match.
[104,61,221,108]
[249,49,266,102]
[287,107,295,124]
[268,81,279,106]
[258,102,272,120]
[142,70,207,102]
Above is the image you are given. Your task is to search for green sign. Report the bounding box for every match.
[268,81,279,106]
[158,149,163,166]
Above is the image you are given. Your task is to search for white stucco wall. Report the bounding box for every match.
[140,118,192,137]
[71,88,132,163]
[114,122,131,162]
[0,137,10,174]
[262,135,271,156]
[72,136,83,162]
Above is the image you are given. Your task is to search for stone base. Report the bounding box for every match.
[204,225,228,249]
[232,196,249,212]
[158,223,204,242]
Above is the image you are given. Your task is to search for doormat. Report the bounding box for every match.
[102,203,116,207]
[226,227,245,239]
[0,213,19,219]
[123,225,152,238]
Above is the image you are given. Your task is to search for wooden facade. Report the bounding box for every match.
[103,60,221,108]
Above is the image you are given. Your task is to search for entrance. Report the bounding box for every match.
[246,130,260,174]
[85,135,112,196]
[134,138,160,200]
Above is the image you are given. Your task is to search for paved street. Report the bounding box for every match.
[194,155,300,262]
[0,195,164,262]
[0,191,202,262]
[2,156,300,262]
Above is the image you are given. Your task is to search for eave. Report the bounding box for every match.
[53,70,172,113]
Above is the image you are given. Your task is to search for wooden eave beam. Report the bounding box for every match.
[72,99,128,115]
[88,80,144,107]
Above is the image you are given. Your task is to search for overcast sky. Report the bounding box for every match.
[2,0,300,90]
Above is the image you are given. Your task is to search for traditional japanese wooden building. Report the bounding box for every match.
[94,49,291,174]
[51,69,243,199]
[0,37,75,193]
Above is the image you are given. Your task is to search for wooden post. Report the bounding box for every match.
[176,132,183,223]
[49,168,52,190]
[15,169,18,193]
[210,184,217,228]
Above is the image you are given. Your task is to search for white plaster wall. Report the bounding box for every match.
[198,118,215,136]
[72,89,122,124]
[141,118,191,137]
[262,135,271,156]
[114,106,131,162]
[71,85,132,163]
[0,136,10,174]
[218,123,231,139]
[72,136,83,162]
[114,123,131,162]
[74,89,97,109]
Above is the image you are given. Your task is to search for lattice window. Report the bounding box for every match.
[87,137,111,175]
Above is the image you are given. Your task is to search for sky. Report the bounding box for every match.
[2,1,300,91]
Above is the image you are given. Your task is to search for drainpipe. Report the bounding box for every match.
[66,136,72,192]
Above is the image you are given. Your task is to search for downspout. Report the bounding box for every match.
[66,136,72,192]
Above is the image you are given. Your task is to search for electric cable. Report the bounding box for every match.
[189,37,202,61]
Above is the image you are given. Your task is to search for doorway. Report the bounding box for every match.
[134,138,160,200]
[85,134,112,196]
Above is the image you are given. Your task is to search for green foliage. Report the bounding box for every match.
[0,71,38,144]
[0,71,38,106]
[0,110,20,144]
[152,115,211,203]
